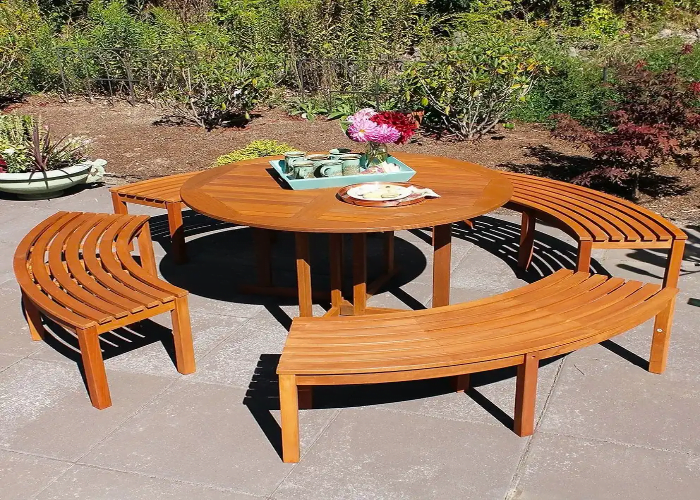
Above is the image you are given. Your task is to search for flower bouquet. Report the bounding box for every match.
[346,109,418,172]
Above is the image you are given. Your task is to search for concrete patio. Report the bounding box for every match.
[1,185,699,500]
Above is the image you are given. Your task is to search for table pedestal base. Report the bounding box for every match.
[241,226,451,319]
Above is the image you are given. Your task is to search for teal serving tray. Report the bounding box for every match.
[269,156,416,190]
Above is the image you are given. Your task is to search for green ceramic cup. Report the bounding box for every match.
[340,153,362,176]
[283,151,306,174]
[329,148,352,160]
[293,160,315,179]
[318,160,343,177]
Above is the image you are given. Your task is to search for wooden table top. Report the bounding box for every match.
[180,153,513,233]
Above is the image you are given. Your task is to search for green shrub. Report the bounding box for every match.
[402,34,543,139]
[0,0,55,101]
[213,139,295,166]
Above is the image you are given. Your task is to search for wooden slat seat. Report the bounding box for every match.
[502,172,686,289]
[110,172,198,263]
[14,211,196,409]
[276,270,678,462]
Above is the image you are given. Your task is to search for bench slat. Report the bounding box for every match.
[278,274,673,375]
[505,172,683,241]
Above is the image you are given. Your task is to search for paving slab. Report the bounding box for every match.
[0,449,73,500]
[539,356,700,455]
[0,354,22,372]
[188,308,296,389]
[512,433,700,500]
[0,359,172,460]
[29,312,248,379]
[81,381,338,497]
[568,300,700,383]
[0,279,45,358]
[35,464,264,500]
[273,406,527,500]
[373,357,562,430]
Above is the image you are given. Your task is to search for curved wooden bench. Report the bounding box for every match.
[502,172,687,289]
[14,211,195,409]
[110,172,198,264]
[276,269,678,462]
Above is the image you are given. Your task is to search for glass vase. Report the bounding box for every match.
[365,142,389,167]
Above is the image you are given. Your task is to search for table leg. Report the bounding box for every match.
[433,224,452,308]
[253,228,272,287]
[295,233,313,317]
[384,231,395,274]
[329,234,343,310]
[352,234,367,315]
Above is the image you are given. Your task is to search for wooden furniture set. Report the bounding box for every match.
[180,154,513,317]
[13,154,685,465]
[14,211,195,409]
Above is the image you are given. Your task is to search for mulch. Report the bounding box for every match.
[8,95,699,224]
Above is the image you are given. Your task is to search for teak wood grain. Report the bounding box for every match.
[13,211,196,409]
[276,269,678,462]
[180,153,513,233]
[110,172,198,263]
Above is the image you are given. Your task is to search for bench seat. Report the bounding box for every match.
[276,269,678,462]
[14,211,196,409]
[503,172,686,288]
[110,172,198,263]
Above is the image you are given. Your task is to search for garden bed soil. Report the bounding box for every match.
[9,95,700,224]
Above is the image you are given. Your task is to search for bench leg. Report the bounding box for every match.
[137,222,158,276]
[279,374,300,463]
[298,385,313,410]
[514,353,539,437]
[452,374,470,392]
[23,294,45,341]
[649,297,677,374]
[111,192,128,215]
[662,239,685,289]
[166,202,187,264]
[77,327,112,410]
[576,241,593,273]
[171,296,196,375]
[517,211,535,270]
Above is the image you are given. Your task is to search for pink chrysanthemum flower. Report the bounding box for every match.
[365,123,401,144]
[347,117,378,143]
[348,108,376,124]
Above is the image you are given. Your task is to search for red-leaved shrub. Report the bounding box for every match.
[552,47,700,198]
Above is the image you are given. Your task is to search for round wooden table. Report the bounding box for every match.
[181,153,513,317]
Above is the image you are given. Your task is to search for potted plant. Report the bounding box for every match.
[0,114,105,199]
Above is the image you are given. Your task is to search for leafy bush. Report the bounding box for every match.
[213,139,295,166]
[552,54,700,197]
[402,35,543,139]
[0,0,55,102]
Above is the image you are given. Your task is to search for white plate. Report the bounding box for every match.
[347,183,412,202]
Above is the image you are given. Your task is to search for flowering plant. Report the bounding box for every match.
[346,108,418,145]
[0,114,92,173]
